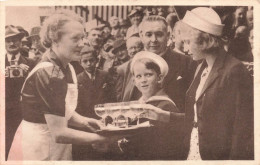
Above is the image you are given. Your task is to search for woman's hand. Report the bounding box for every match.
[83,118,102,132]
[140,104,171,122]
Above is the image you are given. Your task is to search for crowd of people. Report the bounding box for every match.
[5,6,254,161]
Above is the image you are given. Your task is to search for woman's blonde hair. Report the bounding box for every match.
[182,23,223,53]
[40,9,84,48]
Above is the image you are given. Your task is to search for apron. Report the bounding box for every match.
[8,62,78,160]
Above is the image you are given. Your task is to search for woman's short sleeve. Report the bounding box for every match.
[34,66,67,116]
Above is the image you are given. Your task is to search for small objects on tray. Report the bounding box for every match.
[94,102,152,130]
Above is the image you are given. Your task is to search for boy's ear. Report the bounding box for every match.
[157,74,163,84]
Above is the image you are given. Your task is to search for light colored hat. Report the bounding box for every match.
[85,19,104,33]
[182,7,224,36]
[130,51,168,78]
[5,25,24,39]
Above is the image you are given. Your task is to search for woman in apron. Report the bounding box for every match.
[8,9,117,161]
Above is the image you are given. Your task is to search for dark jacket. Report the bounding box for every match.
[75,69,116,119]
[184,50,254,160]
[5,54,35,108]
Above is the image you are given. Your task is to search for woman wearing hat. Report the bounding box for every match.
[142,7,253,160]
[119,51,185,160]
[8,10,122,161]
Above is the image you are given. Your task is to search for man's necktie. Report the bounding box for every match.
[11,54,16,61]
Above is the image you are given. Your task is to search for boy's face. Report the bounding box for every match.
[133,62,160,98]
[80,53,97,74]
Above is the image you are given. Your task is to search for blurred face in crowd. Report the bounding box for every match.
[88,29,103,48]
[247,10,253,30]
[235,7,247,25]
[168,6,175,13]
[103,26,111,38]
[55,21,85,62]
[130,13,142,26]
[114,47,128,60]
[120,26,128,36]
[109,18,119,28]
[133,61,162,99]
[249,29,253,49]
[5,35,22,55]
[80,53,97,74]
[140,21,169,55]
[30,35,46,53]
[126,37,143,58]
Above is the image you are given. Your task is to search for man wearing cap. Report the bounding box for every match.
[27,26,46,63]
[5,25,35,159]
[122,15,196,113]
[126,8,143,40]
[112,39,130,66]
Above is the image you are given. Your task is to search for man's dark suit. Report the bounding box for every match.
[116,49,196,112]
[72,69,116,160]
[184,50,254,160]
[5,54,35,159]
[75,69,115,119]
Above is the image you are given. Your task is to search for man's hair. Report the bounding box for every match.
[139,15,168,34]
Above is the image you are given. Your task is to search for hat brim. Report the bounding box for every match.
[5,32,24,39]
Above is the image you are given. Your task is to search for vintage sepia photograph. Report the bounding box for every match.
[0,0,259,164]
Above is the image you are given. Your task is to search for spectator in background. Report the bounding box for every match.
[166,13,178,49]
[102,23,113,42]
[119,19,130,39]
[127,36,144,58]
[249,29,253,51]
[72,45,116,160]
[126,8,143,40]
[228,26,253,62]
[109,16,121,39]
[172,21,185,55]
[27,26,46,63]
[16,26,31,58]
[112,39,130,66]
[116,36,144,102]
[72,20,105,74]
[166,13,178,36]
[157,7,166,17]
[5,25,35,159]
[230,6,248,39]
[168,6,176,14]
[246,9,253,30]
